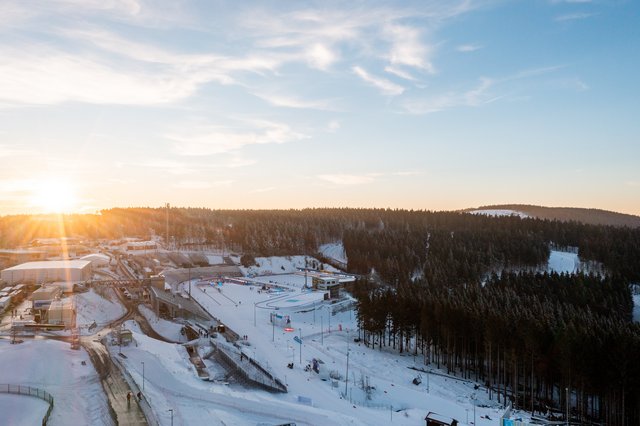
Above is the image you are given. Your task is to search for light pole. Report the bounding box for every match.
[566,387,569,426]
[344,348,350,396]
[168,409,174,426]
[299,328,302,364]
[141,361,145,391]
[320,316,323,345]
[472,393,476,426]
[253,303,256,327]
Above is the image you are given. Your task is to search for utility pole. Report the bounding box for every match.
[168,409,173,426]
[299,328,302,364]
[321,316,323,345]
[188,266,191,296]
[141,361,145,391]
[165,203,170,249]
[566,387,569,426]
[345,348,350,396]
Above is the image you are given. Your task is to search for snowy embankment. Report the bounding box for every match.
[469,209,529,218]
[240,255,339,276]
[74,288,126,332]
[319,242,348,265]
[138,304,186,342]
[0,339,111,426]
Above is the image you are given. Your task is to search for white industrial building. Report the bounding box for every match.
[1,260,92,285]
[80,253,110,268]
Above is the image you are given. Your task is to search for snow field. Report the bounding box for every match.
[240,255,340,276]
[547,250,580,274]
[0,339,111,426]
[0,393,50,426]
[138,304,186,342]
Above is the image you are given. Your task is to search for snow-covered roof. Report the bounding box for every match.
[81,253,110,261]
[426,411,456,424]
[2,260,91,271]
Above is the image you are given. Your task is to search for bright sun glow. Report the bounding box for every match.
[30,179,78,213]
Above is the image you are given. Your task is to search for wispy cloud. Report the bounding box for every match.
[252,91,334,110]
[327,120,341,132]
[353,66,405,96]
[318,170,421,185]
[385,24,435,73]
[318,174,375,185]
[172,180,233,189]
[169,120,308,156]
[384,66,418,82]
[555,12,596,22]
[402,77,497,114]
[456,44,483,52]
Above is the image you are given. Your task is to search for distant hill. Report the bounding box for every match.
[468,204,640,228]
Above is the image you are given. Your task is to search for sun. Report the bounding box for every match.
[30,179,78,213]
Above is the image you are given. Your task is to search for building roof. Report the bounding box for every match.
[2,260,91,271]
[425,412,456,424]
[49,299,74,310]
[81,253,110,261]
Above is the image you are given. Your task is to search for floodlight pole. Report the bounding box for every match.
[299,328,302,364]
[168,409,174,426]
[344,348,350,396]
[566,387,569,426]
[253,303,256,327]
[141,361,145,391]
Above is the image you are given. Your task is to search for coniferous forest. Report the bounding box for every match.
[1,207,640,424]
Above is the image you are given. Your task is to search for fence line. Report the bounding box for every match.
[0,383,54,426]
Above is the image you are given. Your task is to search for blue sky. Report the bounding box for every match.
[0,0,638,215]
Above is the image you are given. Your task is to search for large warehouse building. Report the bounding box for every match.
[1,260,92,285]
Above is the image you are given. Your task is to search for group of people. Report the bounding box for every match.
[126,391,142,408]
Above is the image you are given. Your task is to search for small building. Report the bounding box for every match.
[1,260,92,285]
[31,286,63,310]
[80,253,110,268]
[312,276,342,298]
[47,299,76,327]
[0,296,11,313]
[126,241,157,252]
[425,412,458,426]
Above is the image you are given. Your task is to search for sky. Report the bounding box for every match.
[0,0,639,216]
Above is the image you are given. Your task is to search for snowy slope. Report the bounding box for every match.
[139,304,186,342]
[319,242,348,264]
[240,255,340,276]
[74,288,126,332]
[633,294,640,323]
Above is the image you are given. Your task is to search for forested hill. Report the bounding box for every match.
[469,204,640,228]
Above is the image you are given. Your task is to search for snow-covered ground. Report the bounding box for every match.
[0,339,111,426]
[0,393,50,426]
[206,254,224,265]
[179,279,508,426]
[240,255,339,276]
[468,209,529,218]
[139,304,186,342]
[74,288,126,332]
[547,250,580,274]
[319,242,348,265]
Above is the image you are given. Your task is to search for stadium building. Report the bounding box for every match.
[1,260,92,285]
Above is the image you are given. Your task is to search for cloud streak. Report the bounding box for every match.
[353,66,405,96]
